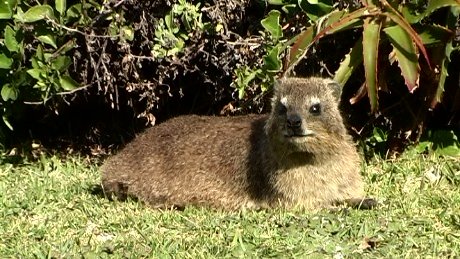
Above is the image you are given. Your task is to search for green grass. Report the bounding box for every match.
[0,150,459,258]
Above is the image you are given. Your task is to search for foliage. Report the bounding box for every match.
[152,0,209,58]
[361,127,388,157]
[0,0,267,147]
[287,0,460,112]
[231,0,460,153]
[238,0,459,112]
[0,0,458,151]
[232,10,284,99]
[233,0,360,99]
[0,0,91,129]
[1,153,459,256]
[361,128,460,158]
[415,130,460,157]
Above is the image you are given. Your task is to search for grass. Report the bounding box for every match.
[0,150,459,258]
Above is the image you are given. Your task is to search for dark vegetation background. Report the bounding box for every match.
[1,0,459,156]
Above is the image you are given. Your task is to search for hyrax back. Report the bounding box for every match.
[101,77,367,210]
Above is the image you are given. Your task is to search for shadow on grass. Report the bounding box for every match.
[89,183,186,211]
[90,183,138,202]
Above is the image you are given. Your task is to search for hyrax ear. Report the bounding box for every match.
[271,77,286,100]
[325,78,342,100]
[271,79,283,106]
[273,77,284,92]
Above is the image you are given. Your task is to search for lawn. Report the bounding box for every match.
[0,150,459,258]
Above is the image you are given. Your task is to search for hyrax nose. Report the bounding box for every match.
[287,114,302,129]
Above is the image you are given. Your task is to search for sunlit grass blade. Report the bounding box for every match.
[2,151,460,257]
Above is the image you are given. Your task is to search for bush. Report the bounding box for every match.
[0,1,90,128]
[0,0,459,155]
[240,0,460,153]
[0,0,267,148]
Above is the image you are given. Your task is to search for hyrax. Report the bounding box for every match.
[101,77,372,210]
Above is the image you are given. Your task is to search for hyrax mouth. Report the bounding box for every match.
[285,134,308,138]
[283,133,315,145]
[284,129,315,138]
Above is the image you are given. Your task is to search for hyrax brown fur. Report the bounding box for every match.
[101,77,372,210]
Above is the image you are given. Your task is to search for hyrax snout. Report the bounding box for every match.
[101,77,373,210]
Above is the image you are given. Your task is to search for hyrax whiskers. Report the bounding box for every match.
[101,77,373,210]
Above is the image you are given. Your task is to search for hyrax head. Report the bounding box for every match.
[265,77,348,154]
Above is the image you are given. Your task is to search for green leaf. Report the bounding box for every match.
[431,130,460,157]
[55,0,66,15]
[237,84,245,99]
[384,25,420,92]
[383,6,432,69]
[37,35,58,49]
[66,4,82,20]
[436,145,460,156]
[263,46,282,72]
[0,53,13,69]
[320,7,372,34]
[27,68,44,80]
[281,4,297,14]
[58,39,77,55]
[22,5,55,23]
[2,115,13,130]
[50,74,60,90]
[416,25,454,46]
[372,127,387,143]
[244,69,261,86]
[0,0,17,19]
[430,6,459,108]
[51,56,71,72]
[266,0,285,4]
[286,26,315,75]
[286,7,373,74]
[402,0,460,24]
[4,26,19,52]
[35,44,44,61]
[165,12,175,32]
[299,0,333,21]
[334,37,363,87]
[59,75,79,91]
[14,69,29,87]
[414,141,432,153]
[181,14,192,32]
[121,26,135,41]
[44,53,53,61]
[235,68,260,99]
[31,57,40,69]
[1,84,18,101]
[261,10,282,42]
[34,80,47,90]
[320,10,356,30]
[362,18,381,113]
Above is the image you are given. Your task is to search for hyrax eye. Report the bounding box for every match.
[309,103,321,115]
